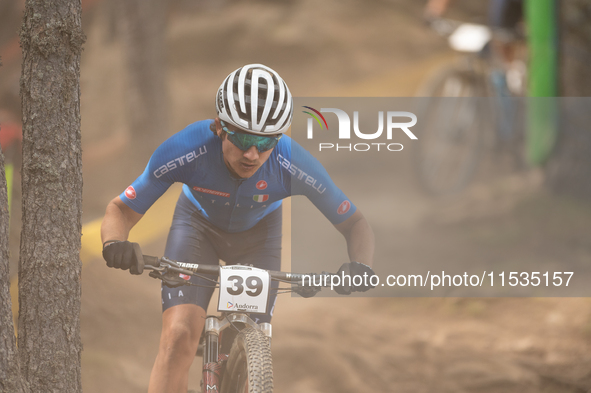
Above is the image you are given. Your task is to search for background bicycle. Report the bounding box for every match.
[413,18,528,196]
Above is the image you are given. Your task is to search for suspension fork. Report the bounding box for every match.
[202,316,223,393]
[201,314,273,392]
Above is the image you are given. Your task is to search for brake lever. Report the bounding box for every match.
[292,272,329,298]
[149,268,191,288]
[144,265,166,273]
[293,284,321,298]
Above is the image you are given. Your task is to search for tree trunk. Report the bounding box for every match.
[0,148,28,393]
[118,0,169,153]
[18,0,85,391]
[545,0,591,196]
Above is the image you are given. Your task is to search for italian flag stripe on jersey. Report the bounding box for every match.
[253,194,269,202]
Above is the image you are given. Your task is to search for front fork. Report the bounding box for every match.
[202,314,272,393]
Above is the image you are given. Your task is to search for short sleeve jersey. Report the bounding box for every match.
[120,120,356,233]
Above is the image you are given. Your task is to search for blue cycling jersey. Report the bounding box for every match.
[120,119,356,232]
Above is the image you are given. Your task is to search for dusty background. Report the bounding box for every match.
[2,0,591,392]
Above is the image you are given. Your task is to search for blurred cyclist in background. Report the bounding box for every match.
[424,0,526,95]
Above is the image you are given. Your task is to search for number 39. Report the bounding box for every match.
[227,275,263,297]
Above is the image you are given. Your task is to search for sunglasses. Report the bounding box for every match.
[220,121,281,153]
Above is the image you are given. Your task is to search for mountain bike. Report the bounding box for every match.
[414,18,527,196]
[137,251,333,393]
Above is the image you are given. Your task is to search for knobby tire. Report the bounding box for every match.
[413,65,486,196]
[220,327,273,393]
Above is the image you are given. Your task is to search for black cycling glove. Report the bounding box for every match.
[102,240,143,275]
[334,261,377,295]
[293,280,322,298]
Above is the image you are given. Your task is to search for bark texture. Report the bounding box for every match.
[18,0,85,391]
[546,0,591,196]
[118,0,169,153]
[0,149,28,393]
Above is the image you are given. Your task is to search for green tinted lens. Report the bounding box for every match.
[221,121,280,152]
[227,132,279,152]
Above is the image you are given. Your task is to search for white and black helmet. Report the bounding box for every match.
[216,64,293,135]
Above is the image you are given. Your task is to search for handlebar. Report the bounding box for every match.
[135,246,336,299]
[142,254,316,284]
[424,17,461,37]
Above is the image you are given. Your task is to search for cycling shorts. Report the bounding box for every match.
[161,191,281,324]
[489,0,523,30]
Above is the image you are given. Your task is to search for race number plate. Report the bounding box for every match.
[218,266,271,314]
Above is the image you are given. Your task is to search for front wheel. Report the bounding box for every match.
[220,327,273,393]
[413,66,487,196]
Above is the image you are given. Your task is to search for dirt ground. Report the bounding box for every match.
[4,0,591,392]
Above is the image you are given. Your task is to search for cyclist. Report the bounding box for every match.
[424,0,526,94]
[425,0,523,41]
[100,64,376,393]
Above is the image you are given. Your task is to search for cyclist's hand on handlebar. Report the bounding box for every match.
[334,261,377,295]
[102,240,144,275]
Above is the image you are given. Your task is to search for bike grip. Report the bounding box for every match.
[142,255,160,267]
[131,242,144,275]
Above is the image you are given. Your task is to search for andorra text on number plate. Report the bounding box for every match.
[218,266,271,314]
